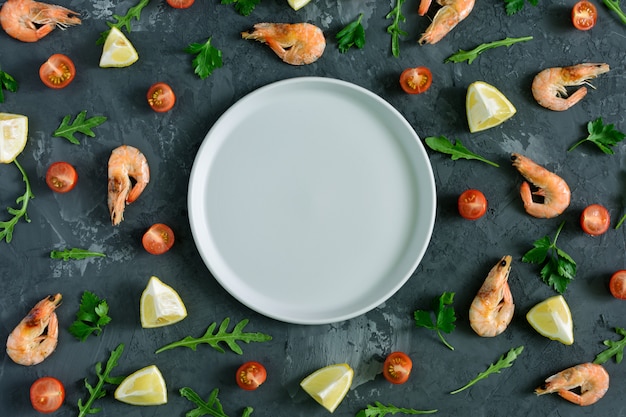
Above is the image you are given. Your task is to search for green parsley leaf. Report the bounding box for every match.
[50,248,106,261]
[425,136,500,167]
[356,401,437,417]
[594,327,626,364]
[185,37,223,80]
[180,387,254,417]
[0,67,18,103]
[504,0,539,15]
[386,0,407,58]
[221,0,260,16]
[414,292,456,350]
[0,160,34,243]
[444,36,532,65]
[69,291,111,341]
[450,346,524,394]
[568,117,626,154]
[96,0,150,45]
[604,0,626,25]
[336,13,366,53]
[53,111,107,145]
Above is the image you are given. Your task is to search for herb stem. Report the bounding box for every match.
[604,0,626,24]
[437,329,454,351]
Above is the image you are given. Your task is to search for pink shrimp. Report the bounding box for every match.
[418,0,475,45]
[108,145,150,226]
[0,0,80,42]
[241,23,326,65]
[535,363,609,406]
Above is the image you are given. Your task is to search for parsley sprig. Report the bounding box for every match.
[0,67,18,103]
[53,111,107,145]
[425,136,499,167]
[78,344,125,417]
[185,37,223,80]
[50,248,106,261]
[504,0,539,15]
[386,0,407,57]
[568,117,625,154]
[414,292,457,350]
[221,0,260,16]
[97,0,150,45]
[594,327,626,364]
[180,387,253,417]
[69,291,111,342]
[445,36,532,65]
[336,14,366,53]
[356,402,437,416]
[604,0,626,24]
[1,160,34,243]
[450,346,523,394]
[522,221,576,294]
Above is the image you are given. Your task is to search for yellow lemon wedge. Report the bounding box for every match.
[99,27,139,68]
[300,363,353,413]
[0,113,28,163]
[114,365,167,405]
[288,0,311,10]
[466,81,516,133]
[140,276,187,328]
[526,295,574,345]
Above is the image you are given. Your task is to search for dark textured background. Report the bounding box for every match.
[1,0,626,415]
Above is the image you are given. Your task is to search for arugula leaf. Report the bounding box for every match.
[155,318,272,354]
[1,160,34,243]
[414,292,456,350]
[336,14,365,53]
[69,291,111,342]
[386,0,407,57]
[522,221,576,294]
[504,0,539,15]
[50,248,106,261]
[594,327,626,364]
[604,0,626,24]
[0,67,18,103]
[181,387,253,417]
[450,346,523,394]
[96,0,150,45]
[78,344,126,417]
[568,117,626,154]
[425,136,499,167]
[185,37,223,80]
[53,111,107,145]
[221,0,260,16]
[356,401,437,417]
[445,36,532,65]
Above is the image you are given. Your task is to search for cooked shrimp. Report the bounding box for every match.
[6,294,62,366]
[108,145,150,226]
[511,153,570,219]
[469,256,514,337]
[418,0,475,45]
[241,23,326,65]
[0,0,80,43]
[531,63,610,111]
[535,363,609,406]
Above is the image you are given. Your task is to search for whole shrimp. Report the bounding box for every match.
[241,23,326,65]
[535,363,609,406]
[417,0,475,45]
[6,294,62,366]
[469,256,514,337]
[0,0,80,42]
[108,145,150,226]
[512,153,570,219]
[531,63,610,111]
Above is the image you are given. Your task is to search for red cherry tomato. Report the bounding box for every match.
[30,377,65,413]
[458,189,487,220]
[236,361,267,390]
[142,223,175,255]
[147,82,176,112]
[39,54,75,89]
[610,270,626,299]
[382,351,412,384]
[399,67,432,94]
[45,162,78,193]
[572,1,597,31]
[580,204,610,236]
[167,0,195,7]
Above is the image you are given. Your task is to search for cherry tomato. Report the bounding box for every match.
[458,189,487,220]
[382,351,412,384]
[45,162,78,193]
[610,270,626,299]
[147,82,176,112]
[399,67,432,94]
[142,223,175,255]
[167,0,195,7]
[236,361,267,390]
[580,204,610,236]
[39,54,75,89]
[30,377,65,413]
[572,1,598,31]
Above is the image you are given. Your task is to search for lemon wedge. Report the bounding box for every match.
[526,295,574,345]
[300,363,353,413]
[140,276,187,328]
[0,113,28,163]
[288,0,311,10]
[466,81,516,133]
[99,27,139,68]
[114,365,167,406]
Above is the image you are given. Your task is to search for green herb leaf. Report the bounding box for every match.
[78,344,125,417]
[336,14,365,53]
[356,401,437,416]
[594,327,626,364]
[386,0,407,57]
[69,291,112,342]
[53,111,107,145]
[0,67,18,103]
[0,160,34,243]
[414,292,456,350]
[504,0,539,15]
[181,387,254,417]
[221,0,261,16]
[445,36,532,64]
[604,0,626,25]
[97,0,150,45]
[424,136,500,167]
[568,117,626,154]
[50,247,106,261]
[185,37,223,80]
[156,318,272,354]
[450,346,524,394]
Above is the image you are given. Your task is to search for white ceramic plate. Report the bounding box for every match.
[188,77,436,325]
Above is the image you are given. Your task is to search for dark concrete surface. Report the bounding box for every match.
[1,0,626,416]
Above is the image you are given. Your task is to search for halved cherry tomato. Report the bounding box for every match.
[39,54,75,89]
[167,0,195,8]
[236,361,267,390]
[45,162,78,193]
[399,67,432,94]
[147,82,176,112]
[458,189,487,220]
[383,351,412,384]
[580,204,610,236]
[610,270,626,299]
[30,377,65,413]
[142,223,175,255]
[572,1,597,31]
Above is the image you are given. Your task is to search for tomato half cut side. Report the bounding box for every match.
[458,189,487,220]
[142,223,175,255]
[30,377,65,413]
[236,361,267,390]
[610,270,626,300]
[147,82,176,112]
[399,67,432,94]
[167,0,195,7]
[572,1,597,31]
[39,54,75,89]
[580,204,610,236]
[382,351,412,384]
[45,161,78,193]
